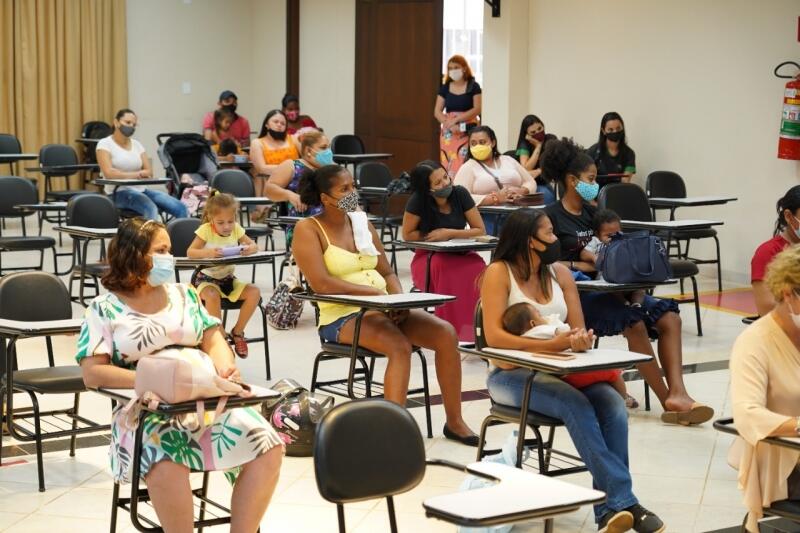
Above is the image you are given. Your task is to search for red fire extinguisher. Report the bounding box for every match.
[777,61,800,160]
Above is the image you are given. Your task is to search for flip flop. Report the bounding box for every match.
[661,403,714,426]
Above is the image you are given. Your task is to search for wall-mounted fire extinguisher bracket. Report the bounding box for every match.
[776,61,800,160]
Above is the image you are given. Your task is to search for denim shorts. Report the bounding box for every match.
[318,312,358,343]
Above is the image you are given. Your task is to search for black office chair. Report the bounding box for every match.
[331,134,365,156]
[166,217,272,380]
[502,149,520,161]
[308,300,433,438]
[78,121,112,163]
[597,183,703,335]
[38,144,88,202]
[0,271,108,492]
[210,169,276,285]
[473,303,587,475]
[646,170,723,292]
[0,176,57,274]
[0,133,22,174]
[65,194,117,305]
[356,162,404,269]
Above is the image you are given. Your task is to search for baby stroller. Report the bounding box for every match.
[157,132,218,216]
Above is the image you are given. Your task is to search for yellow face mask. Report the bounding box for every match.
[470,144,492,161]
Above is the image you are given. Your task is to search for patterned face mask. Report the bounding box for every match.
[334,191,360,213]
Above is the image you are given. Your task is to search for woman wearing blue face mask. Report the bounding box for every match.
[76,217,283,532]
[265,129,327,249]
[543,138,713,427]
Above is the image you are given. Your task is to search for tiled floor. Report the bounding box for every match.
[0,217,752,532]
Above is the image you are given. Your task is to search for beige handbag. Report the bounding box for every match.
[121,347,251,432]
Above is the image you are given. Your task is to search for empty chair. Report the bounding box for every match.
[0,176,57,274]
[646,170,723,292]
[78,121,113,165]
[65,193,118,305]
[0,133,22,174]
[597,183,703,335]
[0,271,108,491]
[38,144,87,202]
[330,134,365,155]
[355,161,393,188]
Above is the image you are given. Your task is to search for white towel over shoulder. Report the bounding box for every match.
[347,211,380,256]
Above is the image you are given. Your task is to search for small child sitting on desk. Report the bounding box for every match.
[502,302,637,407]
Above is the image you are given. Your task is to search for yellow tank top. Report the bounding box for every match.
[311,217,387,326]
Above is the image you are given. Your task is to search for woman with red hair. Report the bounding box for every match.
[433,55,482,175]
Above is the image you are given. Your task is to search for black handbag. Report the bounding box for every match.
[596,231,672,284]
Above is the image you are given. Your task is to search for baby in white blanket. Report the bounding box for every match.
[501,302,571,340]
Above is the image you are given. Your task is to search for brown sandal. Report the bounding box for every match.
[229,331,249,358]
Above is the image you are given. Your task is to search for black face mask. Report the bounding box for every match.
[606,131,624,143]
[222,104,237,115]
[533,238,561,265]
[268,129,287,141]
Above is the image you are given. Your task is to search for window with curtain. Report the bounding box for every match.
[0,0,129,194]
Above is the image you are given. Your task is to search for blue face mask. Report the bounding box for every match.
[148,253,175,286]
[575,180,600,202]
[314,148,334,166]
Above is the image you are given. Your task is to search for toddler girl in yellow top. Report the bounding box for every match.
[187,191,260,357]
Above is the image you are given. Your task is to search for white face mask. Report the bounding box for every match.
[788,294,800,330]
[448,68,463,81]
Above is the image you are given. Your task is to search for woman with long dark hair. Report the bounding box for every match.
[481,208,665,533]
[751,185,800,316]
[250,109,300,221]
[515,114,556,204]
[402,160,486,342]
[586,111,636,187]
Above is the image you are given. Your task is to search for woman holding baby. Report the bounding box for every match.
[481,207,665,533]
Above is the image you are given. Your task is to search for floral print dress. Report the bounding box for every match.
[75,283,283,484]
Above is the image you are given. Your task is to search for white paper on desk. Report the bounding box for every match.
[60,225,118,234]
[318,292,455,304]
[484,347,651,369]
[175,251,281,263]
[424,461,604,520]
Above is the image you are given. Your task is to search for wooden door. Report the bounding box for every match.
[355,0,443,176]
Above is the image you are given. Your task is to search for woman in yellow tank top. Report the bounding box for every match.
[292,165,477,445]
[250,110,300,220]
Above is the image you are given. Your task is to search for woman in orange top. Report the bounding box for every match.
[250,109,300,220]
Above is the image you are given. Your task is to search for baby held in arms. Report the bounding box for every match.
[502,302,636,407]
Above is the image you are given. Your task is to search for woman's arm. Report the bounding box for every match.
[187,235,222,259]
[553,263,587,331]
[427,206,486,241]
[481,262,572,353]
[80,355,136,389]
[752,281,774,317]
[202,326,237,378]
[250,138,277,176]
[264,160,303,205]
[369,223,403,294]
[292,220,384,296]
[511,158,537,194]
[96,149,143,180]
[579,248,597,264]
[433,95,448,124]
[401,211,425,242]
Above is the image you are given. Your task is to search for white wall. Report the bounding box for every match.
[126,0,284,164]
[298,0,355,137]
[483,0,800,283]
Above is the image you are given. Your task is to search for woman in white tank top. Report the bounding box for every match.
[480,209,666,532]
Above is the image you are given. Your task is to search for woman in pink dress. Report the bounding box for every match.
[402,160,487,342]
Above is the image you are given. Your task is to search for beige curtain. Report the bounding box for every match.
[0,0,128,194]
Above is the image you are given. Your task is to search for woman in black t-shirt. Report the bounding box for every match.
[542,137,713,426]
[586,112,636,187]
[434,55,482,175]
[402,160,486,342]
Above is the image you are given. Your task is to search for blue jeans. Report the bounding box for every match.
[114,188,188,221]
[537,183,556,205]
[487,368,638,522]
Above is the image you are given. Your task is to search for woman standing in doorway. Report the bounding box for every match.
[433,55,482,175]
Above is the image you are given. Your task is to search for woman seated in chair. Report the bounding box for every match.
[731,246,800,532]
[542,137,713,426]
[751,185,800,317]
[481,208,665,533]
[96,108,189,221]
[401,160,486,342]
[76,218,282,532]
[292,164,477,445]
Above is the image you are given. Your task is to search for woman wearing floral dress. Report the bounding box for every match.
[76,217,283,532]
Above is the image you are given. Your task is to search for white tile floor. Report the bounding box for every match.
[0,217,749,532]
